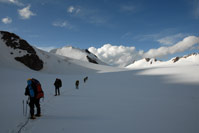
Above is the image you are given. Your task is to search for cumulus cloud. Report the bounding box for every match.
[89,36,199,67]
[144,36,199,58]
[89,44,142,67]
[1,17,12,24]
[52,20,74,29]
[157,33,187,45]
[0,0,24,6]
[18,5,36,19]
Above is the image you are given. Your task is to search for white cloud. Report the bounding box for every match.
[89,44,142,67]
[133,29,183,43]
[0,0,23,6]
[18,5,36,19]
[1,17,12,24]
[89,36,199,67]
[67,5,107,25]
[157,33,187,45]
[67,6,80,14]
[67,6,75,13]
[52,20,74,29]
[144,36,199,58]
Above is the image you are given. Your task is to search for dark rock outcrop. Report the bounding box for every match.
[85,49,98,58]
[172,57,180,63]
[86,56,98,64]
[85,49,91,54]
[0,31,43,71]
[145,58,150,62]
[15,55,43,71]
[183,53,197,58]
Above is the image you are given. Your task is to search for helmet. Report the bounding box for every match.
[27,79,32,85]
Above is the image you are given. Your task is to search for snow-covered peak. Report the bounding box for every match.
[50,46,107,65]
[0,31,122,74]
[126,58,162,68]
[171,53,199,64]
[126,53,199,69]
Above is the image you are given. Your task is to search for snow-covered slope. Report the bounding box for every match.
[126,58,162,68]
[127,53,199,69]
[170,53,199,65]
[0,31,123,74]
[0,31,199,133]
[50,46,107,65]
[0,63,199,133]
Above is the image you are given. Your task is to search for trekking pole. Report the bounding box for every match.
[23,100,24,116]
[25,98,29,116]
[25,100,27,116]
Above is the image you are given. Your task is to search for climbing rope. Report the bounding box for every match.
[17,117,29,133]
[17,87,74,133]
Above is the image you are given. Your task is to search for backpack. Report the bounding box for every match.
[58,79,62,87]
[55,78,62,88]
[31,78,44,99]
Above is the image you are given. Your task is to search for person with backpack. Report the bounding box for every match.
[25,78,44,119]
[75,80,79,89]
[84,76,88,83]
[54,78,62,96]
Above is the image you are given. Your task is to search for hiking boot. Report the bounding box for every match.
[35,114,41,117]
[30,116,36,119]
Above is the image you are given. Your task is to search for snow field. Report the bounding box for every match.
[0,66,198,133]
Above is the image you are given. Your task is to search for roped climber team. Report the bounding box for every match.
[25,77,88,119]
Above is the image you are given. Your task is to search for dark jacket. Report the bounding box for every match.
[76,80,79,86]
[54,79,62,88]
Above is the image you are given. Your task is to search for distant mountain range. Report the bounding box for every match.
[0,31,198,72]
[0,31,118,74]
[126,53,199,69]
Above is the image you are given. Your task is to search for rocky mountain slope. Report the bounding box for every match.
[0,31,121,74]
[0,31,43,71]
[1,31,198,72]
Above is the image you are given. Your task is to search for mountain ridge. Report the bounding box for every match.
[50,46,107,65]
[0,31,198,71]
[0,31,123,74]
[126,53,199,69]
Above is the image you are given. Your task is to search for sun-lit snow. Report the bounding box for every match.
[0,63,199,133]
[0,32,199,133]
[50,46,106,65]
[126,53,199,69]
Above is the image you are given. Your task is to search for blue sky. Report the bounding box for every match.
[0,0,199,63]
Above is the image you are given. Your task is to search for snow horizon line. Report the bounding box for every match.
[35,35,199,67]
